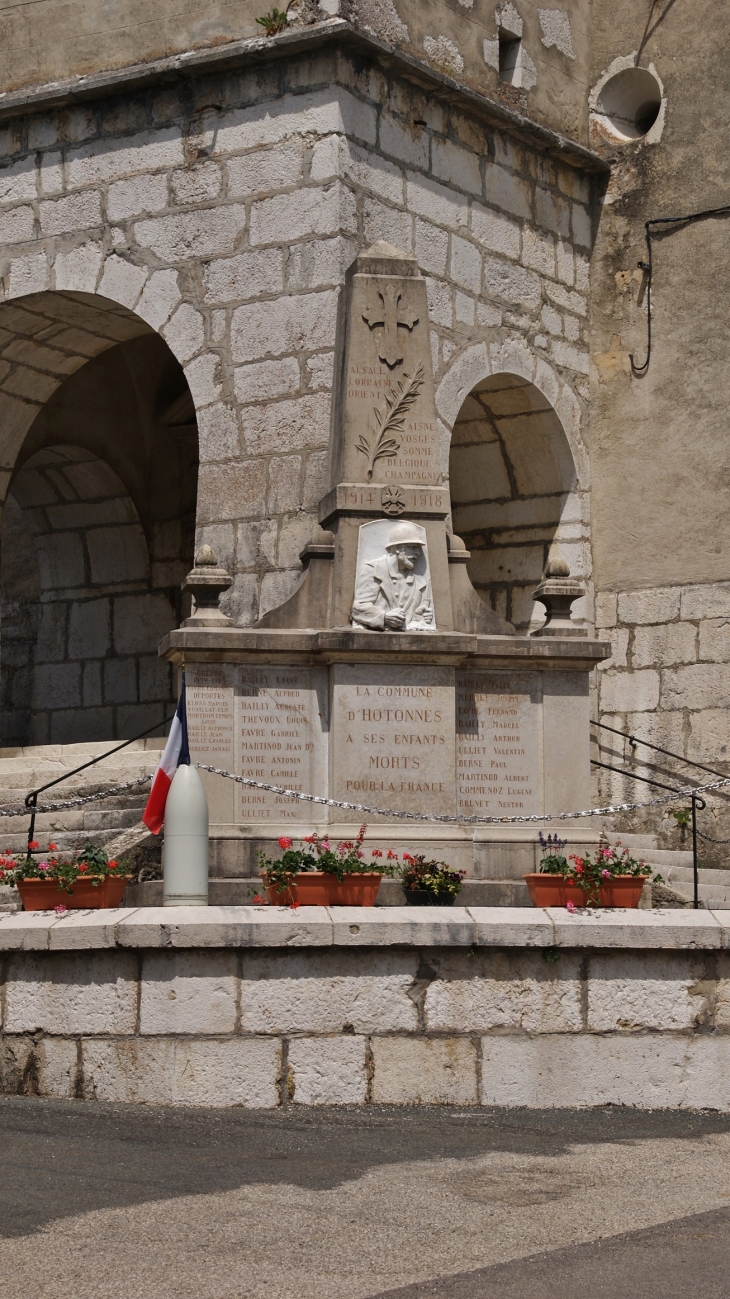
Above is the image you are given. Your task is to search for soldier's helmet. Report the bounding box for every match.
[385,521,425,549]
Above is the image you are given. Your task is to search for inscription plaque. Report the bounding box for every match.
[236,667,328,823]
[456,672,542,815]
[186,663,236,823]
[332,663,456,818]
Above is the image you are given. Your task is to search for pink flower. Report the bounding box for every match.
[38,862,50,872]
[320,841,330,852]
[54,904,67,915]
[278,837,292,850]
[601,869,610,879]
[566,901,577,914]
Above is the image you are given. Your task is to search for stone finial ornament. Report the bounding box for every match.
[181,545,233,627]
[531,557,587,638]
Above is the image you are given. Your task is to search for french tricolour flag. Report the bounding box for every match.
[143,674,190,835]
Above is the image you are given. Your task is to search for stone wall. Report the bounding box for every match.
[0,6,592,144]
[594,582,730,861]
[0,333,196,745]
[587,3,730,848]
[2,907,730,1108]
[0,46,594,636]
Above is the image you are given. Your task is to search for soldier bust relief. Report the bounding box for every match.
[351,520,435,632]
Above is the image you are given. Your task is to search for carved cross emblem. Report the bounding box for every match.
[362,285,419,367]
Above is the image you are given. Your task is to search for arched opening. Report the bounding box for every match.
[448,372,586,631]
[0,292,198,746]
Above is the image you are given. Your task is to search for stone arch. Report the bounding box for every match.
[0,290,200,745]
[438,346,590,631]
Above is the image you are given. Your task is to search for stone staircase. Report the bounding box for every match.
[616,833,730,909]
[0,740,163,910]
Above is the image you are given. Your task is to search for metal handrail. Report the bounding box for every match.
[590,756,705,909]
[591,719,727,780]
[24,712,174,856]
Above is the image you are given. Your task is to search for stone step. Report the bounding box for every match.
[666,865,730,887]
[632,848,695,868]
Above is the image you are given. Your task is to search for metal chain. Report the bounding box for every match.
[0,774,152,818]
[696,829,730,845]
[196,764,730,827]
[2,762,729,832]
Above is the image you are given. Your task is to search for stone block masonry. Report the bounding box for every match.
[594,581,730,863]
[2,906,730,1110]
[0,48,593,630]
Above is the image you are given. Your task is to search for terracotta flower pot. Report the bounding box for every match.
[17,875,131,912]
[523,874,589,908]
[598,875,649,908]
[265,871,382,907]
[523,873,649,909]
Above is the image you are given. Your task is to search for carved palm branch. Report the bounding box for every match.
[356,363,425,480]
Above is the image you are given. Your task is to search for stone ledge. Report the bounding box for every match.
[160,627,610,670]
[0,20,610,179]
[0,905,724,951]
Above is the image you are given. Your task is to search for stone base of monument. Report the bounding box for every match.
[155,626,610,900]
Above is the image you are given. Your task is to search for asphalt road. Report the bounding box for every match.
[1,1098,729,1297]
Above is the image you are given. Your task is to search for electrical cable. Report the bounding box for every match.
[630,203,730,375]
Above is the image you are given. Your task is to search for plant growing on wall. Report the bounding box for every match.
[256,1,299,35]
[356,363,425,480]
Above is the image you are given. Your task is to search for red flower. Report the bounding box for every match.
[371,849,383,858]
[108,860,117,869]
[387,850,398,860]
[28,840,39,850]
[278,837,292,850]
[48,843,58,851]
[251,894,267,904]
[78,862,88,873]
[289,901,300,910]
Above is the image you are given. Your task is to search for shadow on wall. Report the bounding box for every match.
[449,372,585,632]
[0,309,199,748]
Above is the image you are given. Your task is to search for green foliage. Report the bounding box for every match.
[398,854,465,901]
[537,833,663,907]
[257,826,400,898]
[0,841,128,895]
[256,1,297,35]
[672,807,692,829]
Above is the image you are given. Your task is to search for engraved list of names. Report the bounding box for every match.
[235,668,328,823]
[456,672,542,815]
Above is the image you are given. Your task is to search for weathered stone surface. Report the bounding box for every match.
[240,950,419,1034]
[140,950,238,1035]
[424,950,583,1033]
[174,1038,279,1107]
[481,1033,730,1110]
[4,952,138,1034]
[372,1037,478,1105]
[288,1035,368,1104]
[587,952,710,1032]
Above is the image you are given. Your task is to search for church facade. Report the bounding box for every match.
[0,1,726,850]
